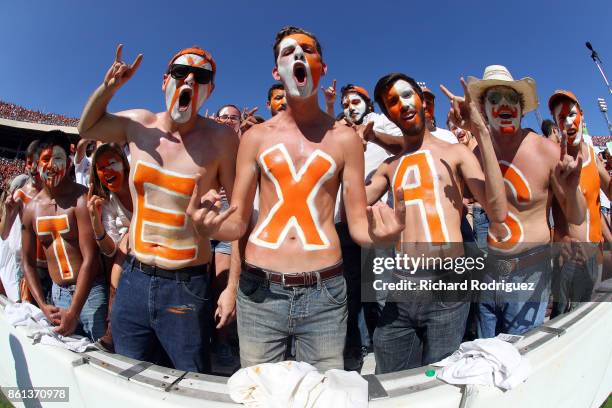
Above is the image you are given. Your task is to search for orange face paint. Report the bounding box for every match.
[269,89,287,114]
[36,214,73,280]
[37,146,67,188]
[276,34,323,98]
[384,80,424,134]
[392,150,450,243]
[487,161,532,252]
[131,161,198,265]
[250,144,337,250]
[164,53,212,124]
[554,100,583,146]
[96,151,125,193]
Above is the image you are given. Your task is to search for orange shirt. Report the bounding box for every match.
[580,145,602,243]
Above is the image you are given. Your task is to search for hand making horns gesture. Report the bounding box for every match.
[186,175,237,238]
[367,187,406,243]
[440,78,487,134]
[104,44,143,90]
[555,132,583,193]
[322,79,337,105]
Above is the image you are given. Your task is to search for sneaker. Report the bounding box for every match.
[344,346,368,371]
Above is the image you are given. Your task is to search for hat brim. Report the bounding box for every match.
[467,76,538,113]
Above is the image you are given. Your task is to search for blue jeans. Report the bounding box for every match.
[51,277,108,341]
[477,246,551,338]
[373,273,470,373]
[237,269,347,372]
[472,205,490,254]
[112,257,212,373]
[552,255,598,317]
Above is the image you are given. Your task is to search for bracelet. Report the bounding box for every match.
[95,231,107,241]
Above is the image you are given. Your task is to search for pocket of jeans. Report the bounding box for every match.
[322,277,347,305]
[181,275,209,302]
[238,276,261,297]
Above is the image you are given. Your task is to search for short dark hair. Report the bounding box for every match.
[272,26,323,64]
[36,130,72,158]
[216,104,241,117]
[374,73,424,119]
[541,119,556,137]
[340,84,374,115]
[26,140,40,160]
[267,83,284,102]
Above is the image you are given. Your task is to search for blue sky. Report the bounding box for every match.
[1,0,612,135]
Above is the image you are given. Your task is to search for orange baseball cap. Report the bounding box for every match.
[344,85,370,99]
[168,47,216,73]
[548,90,579,114]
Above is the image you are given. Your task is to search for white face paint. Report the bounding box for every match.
[276,36,321,98]
[38,146,67,188]
[342,92,367,125]
[484,86,522,135]
[164,54,212,124]
[554,101,583,147]
[385,80,424,134]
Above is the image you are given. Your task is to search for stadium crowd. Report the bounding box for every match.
[0,157,25,192]
[0,26,611,378]
[0,100,79,127]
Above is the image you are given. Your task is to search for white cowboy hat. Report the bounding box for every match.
[467,65,538,113]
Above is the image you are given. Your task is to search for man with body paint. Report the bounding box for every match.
[0,140,51,303]
[78,45,239,373]
[466,65,586,338]
[221,26,406,371]
[366,73,507,373]
[420,86,458,144]
[548,90,611,316]
[21,131,107,340]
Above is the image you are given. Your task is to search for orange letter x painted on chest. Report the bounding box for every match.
[250,144,337,250]
[36,214,73,280]
[392,150,450,243]
[132,161,198,265]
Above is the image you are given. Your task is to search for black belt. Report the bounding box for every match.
[128,254,209,282]
[487,245,551,275]
[244,262,343,287]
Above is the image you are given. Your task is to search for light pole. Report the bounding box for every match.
[597,97,612,136]
[586,42,612,97]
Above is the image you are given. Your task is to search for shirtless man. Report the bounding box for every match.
[78,45,238,372]
[548,90,611,315]
[366,74,507,372]
[0,140,50,303]
[266,83,287,117]
[466,66,585,337]
[21,131,107,340]
[222,26,405,371]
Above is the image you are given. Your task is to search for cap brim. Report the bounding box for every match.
[467,76,538,113]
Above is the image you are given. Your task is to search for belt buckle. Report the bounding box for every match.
[281,272,302,287]
[497,259,514,278]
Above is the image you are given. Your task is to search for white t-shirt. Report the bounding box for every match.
[74,155,91,187]
[0,215,22,301]
[101,193,132,244]
[431,127,458,144]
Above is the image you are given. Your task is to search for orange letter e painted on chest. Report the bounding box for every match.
[487,160,532,252]
[250,144,337,250]
[36,214,73,280]
[392,150,450,243]
[132,161,198,265]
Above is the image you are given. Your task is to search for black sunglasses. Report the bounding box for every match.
[167,64,214,84]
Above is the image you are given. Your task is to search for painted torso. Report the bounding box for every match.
[385,139,465,258]
[15,183,47,267]
[32,195,83,285]
[246,120,345,272]
[486,132,554,254]
[126,113,223,269]
[569,144,601,243]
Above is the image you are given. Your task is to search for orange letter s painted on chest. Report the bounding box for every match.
[36,214,73,280]
[487,160,532,252]
[132,161,198,265]
[392,150,450,243]
[250,144,337,250]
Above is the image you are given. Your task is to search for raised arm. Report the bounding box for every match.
[0,192,21,240]
[440,79,507,223]
[551,134,586,225]
[596,154,612,199]
[78,44,143,144]
[321,79,337,117]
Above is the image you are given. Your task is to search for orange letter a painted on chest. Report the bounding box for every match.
[36,214,73,280]
[132,161,198,265]
[250,144,337,250]
[392,150,450,243]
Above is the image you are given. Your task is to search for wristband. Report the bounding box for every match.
[95,231,107,241]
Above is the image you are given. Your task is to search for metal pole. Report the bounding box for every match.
[586,42,612,97]
[603,110,612,136]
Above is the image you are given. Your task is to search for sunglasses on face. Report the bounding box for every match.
[218,114,240,122]
[486,90,520,106]
[167,64,214,84]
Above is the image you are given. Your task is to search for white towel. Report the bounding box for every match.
[433,338,530,391]
[5,302,96,353]
[228,361,368,408]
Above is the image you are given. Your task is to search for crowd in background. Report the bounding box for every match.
[0,157,25,192]
[0,100,79,127]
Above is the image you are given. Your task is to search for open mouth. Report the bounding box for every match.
[293,62,308,86]
[105,175,117,184]
[567,129,577,136]
[499,113,513,120]
[178,88,192,112]
[401,110,416,121]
